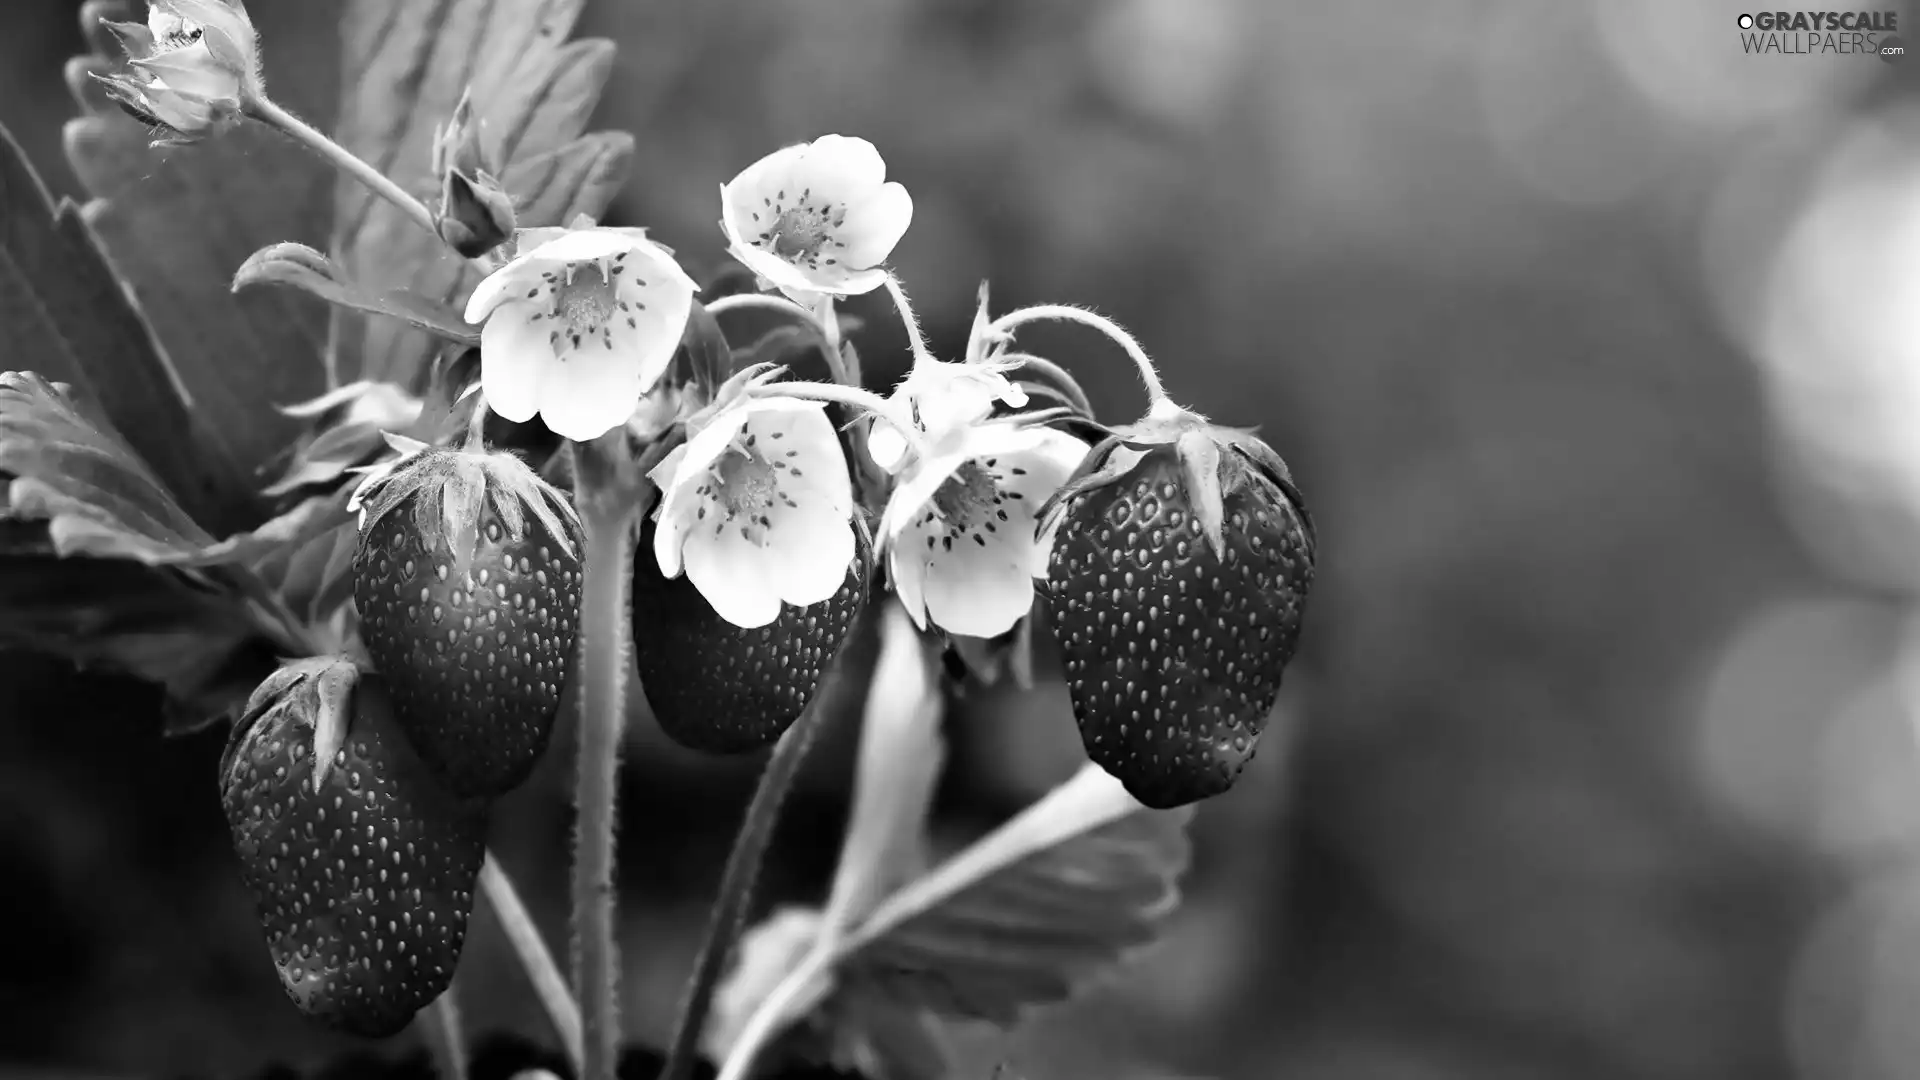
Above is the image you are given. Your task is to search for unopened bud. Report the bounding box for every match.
[432,90,516,257]
[94,0,260,145]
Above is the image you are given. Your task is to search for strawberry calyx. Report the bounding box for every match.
[1038,401,1314,563]
[348,439,582,578]
[221,655,362,794]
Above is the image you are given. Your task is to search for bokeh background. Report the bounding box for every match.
[8,1,1920,1078]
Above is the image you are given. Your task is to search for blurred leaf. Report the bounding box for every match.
[331,0,634,389]
[840,765,1192,1026]
[0,372,215,563]
[62,0,341,500]
[819,983,955,1080]
[0,120,252,536]
[0,522,278,735]
[234,243,479,348]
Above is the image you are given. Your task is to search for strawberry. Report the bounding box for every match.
[219,657,489,1037]
[1038,404,1315,809]
[630,513,873,753]
[351,442,584,798]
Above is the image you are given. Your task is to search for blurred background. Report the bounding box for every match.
[8,0,1920,1077]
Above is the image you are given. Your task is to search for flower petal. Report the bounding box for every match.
[521,228,652,267]
[764,503,856,609]
[752,400,852,517]
[477,300,550,425]
[791,135,889,197]
[684,524,784,629]
[465,253,541,323]
[867,419,908,474]
[649,443,698,579]
[921,529,1034,639]
[888,538,933,631]
[838,182,913,271]
[534,346,646,443]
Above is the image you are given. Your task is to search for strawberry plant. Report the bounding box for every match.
[0,1,1315,1078]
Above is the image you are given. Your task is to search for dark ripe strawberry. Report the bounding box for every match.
[351,444,583,798]
[219,657,489,1038]
[630,513,872,753]
[1040,413,1315,809]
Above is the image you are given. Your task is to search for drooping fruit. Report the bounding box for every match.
[219,657,490,1037]
[351,442,583,798]
[1039,405,1315,809]
[631,513,872,753]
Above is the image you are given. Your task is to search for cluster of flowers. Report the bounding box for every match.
[93,0,1317,1046]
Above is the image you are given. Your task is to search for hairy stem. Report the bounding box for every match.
[243,95,439,240]
[657,702,831,1080]
[480,854,584,1072]
[569,436,648,1080]
[882,274,938,370]
[988,305,1172,410]
[748,381,928,458]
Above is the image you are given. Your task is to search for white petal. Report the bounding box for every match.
[867,419,908,473]
[465,254,542,323]
[649,443,697,579]
[728,242,831,298]
[791,135,889,198]
[921,525,1034,638]
[521,228,651,267]
[753,401,852,516]
[765,504,856,609]
[838,182,913,270]
[684,524,784,629]
[887,540,932,631]
[609,259,698,397]
[678,408,756,483]
[878,450,968,546]
[477,301,551,424]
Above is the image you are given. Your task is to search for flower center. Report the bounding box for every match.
[753,189,849,270]
[525,254,647,358]
[698,430,801,545]
[921,460,1013,552]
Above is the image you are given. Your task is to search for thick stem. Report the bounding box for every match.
[988,305,1172,409]
[480,854,584,1073]
[657,701,831,1080]
[243,95,440,240]
[421,992,468,1080]
[881,274,938,370]
[569,436,648,1080]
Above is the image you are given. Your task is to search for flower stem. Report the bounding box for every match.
[480,853,584,1073]
[705,293,854,387]
[657,700,831,1080]
[881,273,938,370]
[988,305,1173,410]
[421,992,468,1080]
[704,293,818,323]
[749,381,929,459]
[243,95,440,240]
[568,435,649,1080]
[996,352,1095,417]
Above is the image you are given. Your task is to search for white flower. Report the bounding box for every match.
[720,135,913,301]
[463,225,698,442]
[649,396,858,629]
[865,359,1028,474]
[98,0,260,140]
[881,422,1088,638]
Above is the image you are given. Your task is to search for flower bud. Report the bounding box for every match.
[94,0,260,145]
[432,91,516,258]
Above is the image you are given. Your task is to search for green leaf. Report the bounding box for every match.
[234,243,479,348]
[330,0,634,389]
[845,784,1192,1024]
[63,0,343,499]
[714,767,1193,1080]
[0,119,255,537]
[0,372,214,563]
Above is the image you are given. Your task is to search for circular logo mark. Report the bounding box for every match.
[1738,13,1754,28]
[1882,34,1907,62]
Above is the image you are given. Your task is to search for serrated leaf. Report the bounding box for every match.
[63,0,341,493]
[843,768,1191,1025]
[330,0,633,389]
[234,243,478,347]
[0,371,214,562]
[716,767,1192,1080]
[0,120,254,537]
